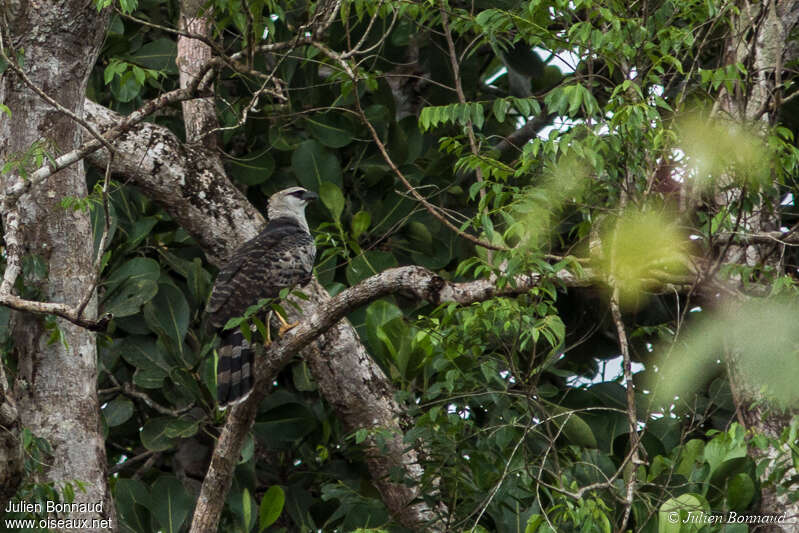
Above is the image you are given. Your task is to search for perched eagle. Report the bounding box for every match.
[206,187,318,406]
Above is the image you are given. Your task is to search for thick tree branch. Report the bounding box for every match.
[0,341,21,512]
[3,61,219,209]
[0,1,115,527]
[0,33,114,155]
[83,100,447,529]
[192,265,587,531]
[85,100,262,264]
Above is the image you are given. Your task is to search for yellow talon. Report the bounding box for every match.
[262,310,297,343]
[277,312,299,335]
[278,322,298,335]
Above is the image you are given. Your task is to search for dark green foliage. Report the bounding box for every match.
[5,0,799,531]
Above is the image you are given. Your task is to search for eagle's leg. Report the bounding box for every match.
[276,311,299,336]
[263,310,273,346]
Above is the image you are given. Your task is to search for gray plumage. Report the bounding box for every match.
[207,187,317,406]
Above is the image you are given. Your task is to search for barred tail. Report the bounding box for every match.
[216,329,254,407]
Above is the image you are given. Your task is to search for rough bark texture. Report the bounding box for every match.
[84,102,449,529]
[0,1,114,530]
[85,101,260,265]
[191,265,588,532]
[0,364,22,513]
[718,1,799,528]
[178,0,219,149]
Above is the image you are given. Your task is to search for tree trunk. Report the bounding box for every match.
[717,1,799,528]
[84,100,449,530]
[0,2,113,530]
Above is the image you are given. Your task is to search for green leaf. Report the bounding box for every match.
[291,140,342,189]
[159,251,211,305]
[127,37,177,73]
[548,403,597,448]
[228,152,275,186]
[365,300,407,369]
[726,472,755,511]
[118,336,172,389]
[103,397,134,427]
[567,84,584,115]
[102,257,161,318]
[253,403,317,446]
[239,432,255,464]
[150,475,193,533]
[242,488,252,530]
[406,221,433,253]
[525,514,544,533]
[162,417,199,439]
[140,417,179,451]
[186,258,212,305]
[114,479,151,533]
[350,210,371,239]
[118,0,138,14]
[292,360,317,392]
[365,300,403,332]
[345,251,397,285]
[259,486,286,531]
[493,98,509,123]
[0,103,11,118]
[471,102,485,130]
[111,71,141,102]
[305,114,354,148]
[676,439,704,477]
[127,216,158,248]
[704,432,746,475]
[319,182,345,222]
[658,493,709,533]
[143,282,190,348]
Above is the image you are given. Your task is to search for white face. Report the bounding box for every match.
[268,187,316,221]
[281,188,311,210]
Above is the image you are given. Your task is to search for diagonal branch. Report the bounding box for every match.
[0,32,114,155]
[83,100,446,529]
[2,59,220,210]
[311,42,510,252]
[190,264,588,532]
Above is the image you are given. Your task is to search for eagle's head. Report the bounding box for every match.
[267,186,319,225]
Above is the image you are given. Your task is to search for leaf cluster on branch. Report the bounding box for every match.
[4,0,799,531]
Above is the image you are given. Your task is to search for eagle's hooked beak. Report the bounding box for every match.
[302,190,319,202]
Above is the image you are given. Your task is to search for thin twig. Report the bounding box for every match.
[472,422,534,529]
[240,0,255,68]
[609,286,640,532]
[106,372,193,418]
[109,450,155,475]
[2,58,221,208]
[76,155,113,318]
[0,29,115,155]
[309,42,510,251]
[438,0,486,196]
